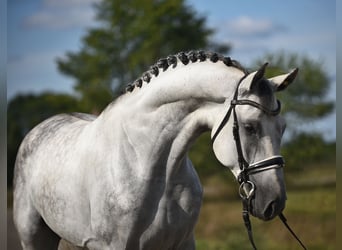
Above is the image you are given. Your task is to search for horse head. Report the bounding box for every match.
[212,64,298,221]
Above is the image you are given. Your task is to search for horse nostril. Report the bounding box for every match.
[264,201,276,220]
[263,198,285,220]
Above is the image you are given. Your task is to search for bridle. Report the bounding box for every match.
[212,74,285,184]
[211,74,307,250]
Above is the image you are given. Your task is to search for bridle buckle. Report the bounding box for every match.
[239,181,255,200]
[230,99,238,106]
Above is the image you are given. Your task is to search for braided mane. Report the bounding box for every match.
[124,50,248,93]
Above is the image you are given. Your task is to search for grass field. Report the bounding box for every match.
[194,163,336,250]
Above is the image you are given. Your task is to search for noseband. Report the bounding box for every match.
[211,75,306,250]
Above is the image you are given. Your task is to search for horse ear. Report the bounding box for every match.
[250,62,269,90]
[269,68,299,91]
[239,63,268,91]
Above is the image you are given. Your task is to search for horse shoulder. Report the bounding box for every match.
[14,113,97,187]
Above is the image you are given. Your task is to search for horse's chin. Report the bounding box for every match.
[249,202,264,220]
[249,199,283,221]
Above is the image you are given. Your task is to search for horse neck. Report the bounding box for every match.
[99,62,244,177]
[137,61,244,106]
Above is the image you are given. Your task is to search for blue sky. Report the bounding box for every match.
[7,0,336,140]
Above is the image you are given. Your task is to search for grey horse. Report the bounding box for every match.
[13,51,297,249]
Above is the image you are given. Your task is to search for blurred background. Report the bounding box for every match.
[7,0,335,249]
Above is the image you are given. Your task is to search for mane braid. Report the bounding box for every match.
[124,50,248,93]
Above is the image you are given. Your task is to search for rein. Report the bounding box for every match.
[211,75,306,250]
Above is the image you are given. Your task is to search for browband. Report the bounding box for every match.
[231,99,281,116]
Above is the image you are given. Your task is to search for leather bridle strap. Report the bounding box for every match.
[242,198,257,250]
[232,105,249,175]
[211,73,248,144]
[211,105,234,144]
[233,99,281,116]
[245,156,284,176]
[279,213,307,250]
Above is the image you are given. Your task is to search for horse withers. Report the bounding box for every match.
[13,51,297,250]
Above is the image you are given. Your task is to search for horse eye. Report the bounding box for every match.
[244,123,257,135]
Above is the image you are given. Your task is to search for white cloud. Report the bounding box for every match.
[23,0,100,30]
[225,16,286,38]
[24,9,95,29]
[43,0,100,8]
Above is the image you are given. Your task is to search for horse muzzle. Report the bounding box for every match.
[238,155,286,221]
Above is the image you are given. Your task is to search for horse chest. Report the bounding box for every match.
[87,178,203,248]
[157,185,202,229]
[138,182,203,248]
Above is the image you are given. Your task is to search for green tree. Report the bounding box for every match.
[57,0,229,113]
[7,93,79,187]
[254,52,334,136]
[281,132,335,170]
